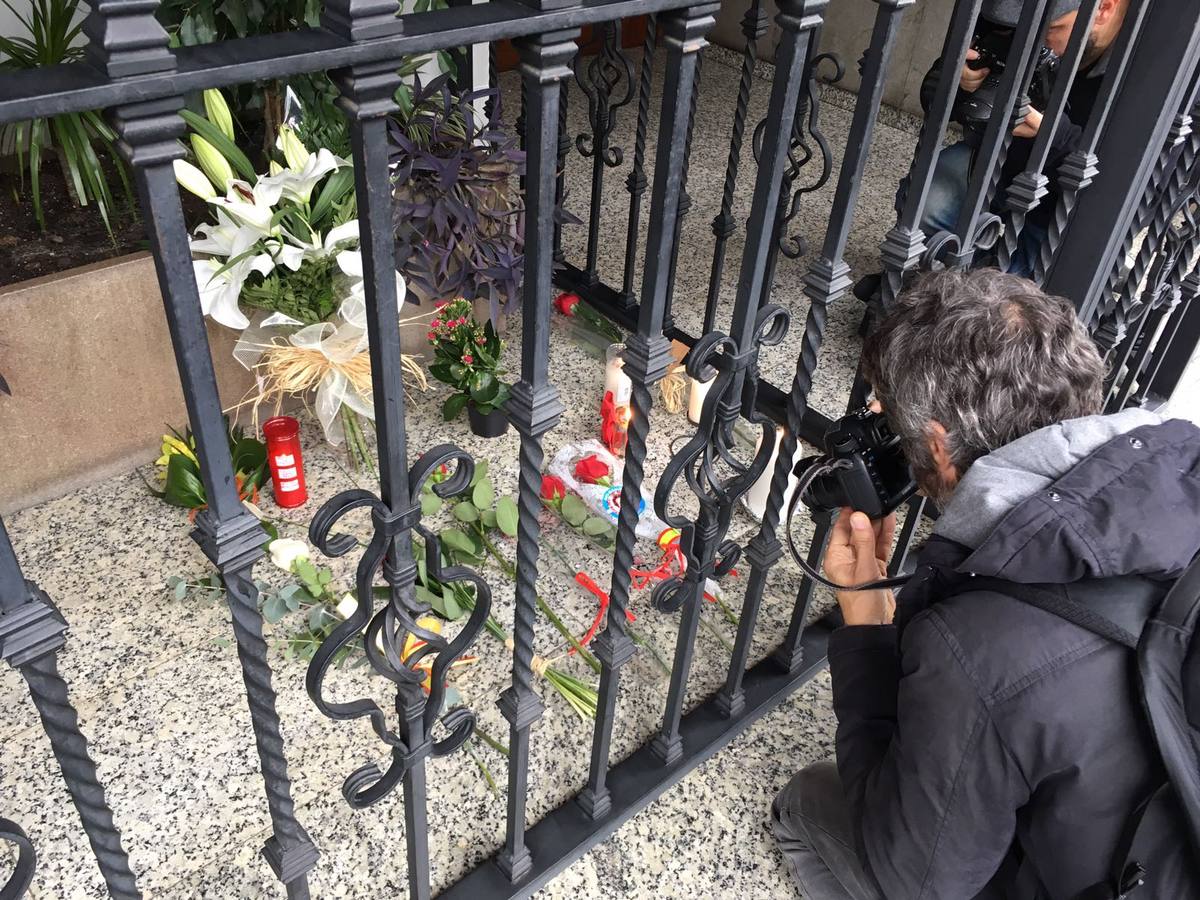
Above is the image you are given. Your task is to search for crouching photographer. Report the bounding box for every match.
[772,269,1200,899]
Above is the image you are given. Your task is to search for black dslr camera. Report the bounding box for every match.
[954,25,1059,143]
[793,408,917,519]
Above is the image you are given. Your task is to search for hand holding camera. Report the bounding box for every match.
[824,509,897,626]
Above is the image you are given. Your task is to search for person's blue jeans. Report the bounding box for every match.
[910,141,1047,280]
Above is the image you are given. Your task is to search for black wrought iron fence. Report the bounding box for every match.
[3,0,1200,898]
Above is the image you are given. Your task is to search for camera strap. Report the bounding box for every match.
[784,460,914,594]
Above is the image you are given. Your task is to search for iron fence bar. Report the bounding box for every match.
[0,0,706,126]
[747,0,913,682]
[1140,245,1200,403]
[702,0,768,336]
[577,2,718,815]
[887,495,928,578]
[1044,0,1200,319]
[1092,85,1200,354]
[615,14,659,311]
[553,78,571,265]
[1033,0,1152,285]
[495,27,576,879]
[112,96,318,898]
[573,20,635,286]
[879,0,983,308]
[996,0,1099,272]
[771,509,834,671]
[695,0,826,721]
[442,613,834,899]
[0,517,139,900]
[946,0,1051,269]
[661,49,704,335]
[1147,266,1200,402]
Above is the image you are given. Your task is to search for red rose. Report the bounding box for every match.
[574,453,611,485]
[540,475,567,502]
[554,293,581,317]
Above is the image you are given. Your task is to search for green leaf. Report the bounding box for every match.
[453,501,479,523]
[440,583,462,620]
[421,491,443,517]
[161,453,207,509]
[173,578,188,601]
[496,496,519,537]
[293,558,319,585]
[439,527,475,555]
[561,494,589,527]
[262,593,289,624]
[583,516,612,536]
[442,393,469,421]
[179,108,256,183]
[479,508,498,530]
[472,479,495,510]
[317,568,333,585]
[469,371,499,404]
[470,459,489,486]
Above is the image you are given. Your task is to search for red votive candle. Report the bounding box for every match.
[263,416,308,508]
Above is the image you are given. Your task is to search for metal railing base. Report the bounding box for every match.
[440,612,834,900]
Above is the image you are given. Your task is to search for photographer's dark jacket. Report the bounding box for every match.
[829,409,1200,899]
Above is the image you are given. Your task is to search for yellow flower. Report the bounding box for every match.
[156,433,197,467]
[401,616,477,693]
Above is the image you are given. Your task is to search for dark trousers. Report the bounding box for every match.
[771,760,1016,899]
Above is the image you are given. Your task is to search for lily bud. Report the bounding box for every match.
[269,160,284,177]
[173,159,217,200]
[278,124,311,173]
[191,135,235,192]
[203,89,235,141]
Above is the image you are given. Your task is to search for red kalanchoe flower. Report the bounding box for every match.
[540,474,567,502]
[554,292,581,316]
[574,453,612,485]
[435,300,449,308]
[475,335,485,345]
[462,353,474,365]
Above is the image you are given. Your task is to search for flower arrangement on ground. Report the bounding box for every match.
[427,297,510,437]
[174,88,427,470]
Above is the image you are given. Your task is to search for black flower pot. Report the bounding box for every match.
[468,402,508,438]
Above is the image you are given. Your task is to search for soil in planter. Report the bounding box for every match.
[0,165,148,285]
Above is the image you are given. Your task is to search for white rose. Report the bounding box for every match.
[334,593,358,620]
[268,538,310,572]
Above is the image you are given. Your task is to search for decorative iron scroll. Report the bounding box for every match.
[0,817,35,899]
[306,445,490,808]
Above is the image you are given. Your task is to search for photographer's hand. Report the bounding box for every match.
[824,508,897,626]
[1013,107,1043,138]
[960,49,990,92]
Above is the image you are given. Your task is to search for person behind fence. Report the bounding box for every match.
[772,269,1200,899]
[866,0,1129,290]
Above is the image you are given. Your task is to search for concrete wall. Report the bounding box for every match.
[712,0,957,118]
[0,254,258,513]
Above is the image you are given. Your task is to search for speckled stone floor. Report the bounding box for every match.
[0,45,929,899]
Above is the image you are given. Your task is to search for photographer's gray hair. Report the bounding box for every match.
[862,269,1105,497]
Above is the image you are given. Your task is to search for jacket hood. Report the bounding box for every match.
[934,410,1200,583]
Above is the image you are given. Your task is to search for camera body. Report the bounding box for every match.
[793,408,917,519]
[955,26,1059,141]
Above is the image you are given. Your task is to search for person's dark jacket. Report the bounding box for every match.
[829,409,1200,899]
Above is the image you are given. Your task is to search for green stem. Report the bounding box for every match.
[473,725,510,756]
[478,529,602,674]
[465,741,501,798]
[712,591,741,627]
[628,623,672,676]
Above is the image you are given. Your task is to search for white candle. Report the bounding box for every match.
[742,426,807,521]
[687,375,715,425]
[604,344,632,405]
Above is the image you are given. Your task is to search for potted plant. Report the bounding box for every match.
[427,297,510,438]
[389,76,525,327]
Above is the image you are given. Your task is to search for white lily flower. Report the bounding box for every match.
[209,179,284,237]
[192,225,275,330]
[267,538,310,572]
[278,124,311,173]
[259,148,345,205]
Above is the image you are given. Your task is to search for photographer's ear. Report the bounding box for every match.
[926,420,960,489]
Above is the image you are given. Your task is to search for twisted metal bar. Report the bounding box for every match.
[1034,0,1153,284]
[1,518,139,900]
[703,0,768,336]
[618,14,658,309]
[879,0,982,307]
[662,48,704,333]
[496,29,575,877]
[21,654,140,899]
[110,95,316,897]
[578,3,717,818]
[997,0,1100,273]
